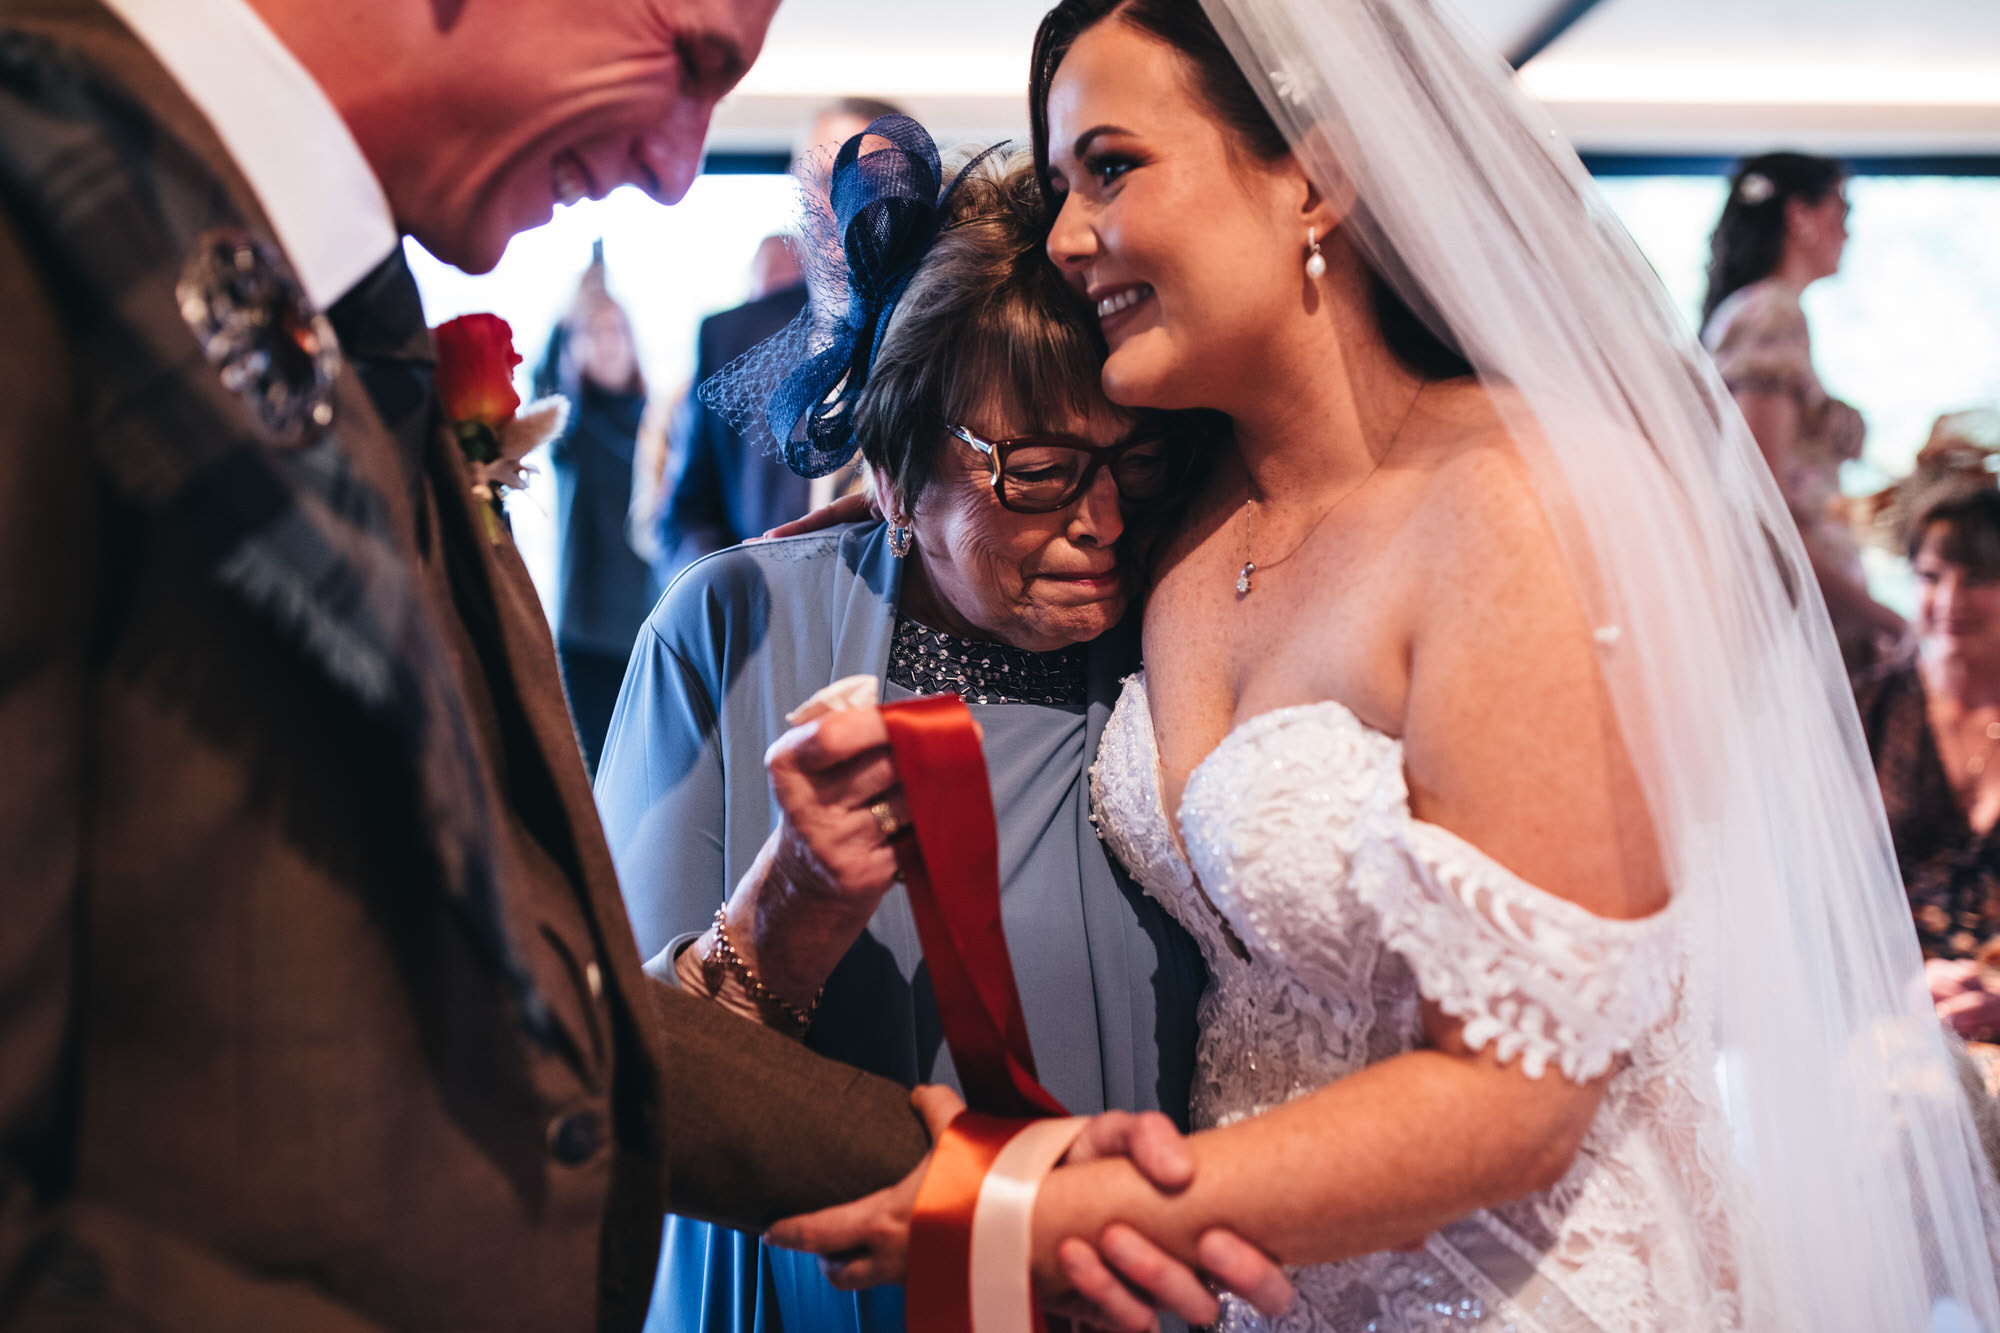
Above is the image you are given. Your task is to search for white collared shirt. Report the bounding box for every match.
[100,0,399,310]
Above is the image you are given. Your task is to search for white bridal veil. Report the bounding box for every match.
[1198,0,2000,1324]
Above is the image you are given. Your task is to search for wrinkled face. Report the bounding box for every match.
[1787,185,1850,283]
[1043,22,1304,412]
[1916,526,2000,656]
[893,404,1143,652]
[385,0,781,272]
[573,306,638,392]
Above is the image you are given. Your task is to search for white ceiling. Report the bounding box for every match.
[706,0,2000,156]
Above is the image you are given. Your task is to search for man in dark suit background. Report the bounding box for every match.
[0,3,937,1328]
[654,96,903,580]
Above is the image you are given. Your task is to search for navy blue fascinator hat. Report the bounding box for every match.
[700,116,1009,478]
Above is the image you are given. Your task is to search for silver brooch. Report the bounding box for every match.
[176,229,341,445]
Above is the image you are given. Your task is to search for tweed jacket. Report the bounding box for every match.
[0,4,927,1330]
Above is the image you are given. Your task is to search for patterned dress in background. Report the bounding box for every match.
[1854,661,2000,960]
[1703,279,1874,669]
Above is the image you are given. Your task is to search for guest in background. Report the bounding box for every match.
[626,384,687,572]
[1702,151,1903,673]
[746,231,804,299]
[1858,412,2000,1034]
[598,140,1208,1333]
[654,96,905,579]
[537,245,657,773]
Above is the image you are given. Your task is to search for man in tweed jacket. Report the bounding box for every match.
[0,0,934,1328]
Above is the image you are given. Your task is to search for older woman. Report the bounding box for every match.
[594,139,1207,1333]
[1859,432,2000,1020]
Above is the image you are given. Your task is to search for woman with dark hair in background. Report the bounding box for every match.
[1860,415,2000,1022]
[538,248,658,775]
[1702,152,1904,672]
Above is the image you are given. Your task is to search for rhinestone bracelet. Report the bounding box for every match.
[708,905,821,1032]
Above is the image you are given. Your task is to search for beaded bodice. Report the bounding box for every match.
[887,617,1087,706]
[1088,675,1754,1332]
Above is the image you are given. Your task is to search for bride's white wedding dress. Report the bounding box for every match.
[1090,674,1754,1332]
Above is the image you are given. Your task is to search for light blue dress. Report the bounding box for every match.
[595,521,1204,1333]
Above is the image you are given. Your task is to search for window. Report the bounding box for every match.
[407,175,802,602]
[1599,171,2000,609]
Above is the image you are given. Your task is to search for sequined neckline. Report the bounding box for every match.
[887,617,1088,706]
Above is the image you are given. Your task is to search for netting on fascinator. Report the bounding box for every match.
[698,115,1007,479]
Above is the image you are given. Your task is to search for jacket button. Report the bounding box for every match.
[547,1108,602,1166]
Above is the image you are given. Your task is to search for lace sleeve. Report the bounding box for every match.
[1359,819,1680,1082]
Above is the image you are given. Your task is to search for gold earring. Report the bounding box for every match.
[889,524,912,558]
[1305,226,1327,279]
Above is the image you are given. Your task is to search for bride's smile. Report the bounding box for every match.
[1042,20,1338,418]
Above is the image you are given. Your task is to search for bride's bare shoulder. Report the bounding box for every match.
[1397,380,1563,564]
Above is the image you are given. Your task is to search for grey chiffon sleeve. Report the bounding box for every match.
[595,617,732,963]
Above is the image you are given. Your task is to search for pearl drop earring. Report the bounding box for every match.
[1305,226,1327,279]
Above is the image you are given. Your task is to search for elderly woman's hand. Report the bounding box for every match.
[764,706,909,907]
[684,706,915,1030]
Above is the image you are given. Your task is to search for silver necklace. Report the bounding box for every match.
[1236,384,1425,596]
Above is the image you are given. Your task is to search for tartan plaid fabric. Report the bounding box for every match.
[0,27,552,1040]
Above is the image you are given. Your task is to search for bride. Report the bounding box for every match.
[994,0,2000,1328]
[768,0,2000,1326]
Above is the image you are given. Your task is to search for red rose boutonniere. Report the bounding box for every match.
[433,313,569,542]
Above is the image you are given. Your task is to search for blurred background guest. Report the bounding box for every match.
[654,96,906,581]
[535,244,657,774]
[1857,411,2000,1040]
[1702,151,1905,673]
[746,231,805,300]
[626,385,687,575]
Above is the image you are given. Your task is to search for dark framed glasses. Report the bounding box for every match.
[947,424,1194,514]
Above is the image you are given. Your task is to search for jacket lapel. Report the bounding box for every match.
[0,0,554,1040]
[429,436,659,1037]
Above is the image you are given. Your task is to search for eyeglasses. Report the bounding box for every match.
[947,424,1193,514]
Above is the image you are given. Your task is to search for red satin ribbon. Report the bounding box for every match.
[908,1110,1033,1333]
[879,694,1067,1120]
[882,695,1069,1333]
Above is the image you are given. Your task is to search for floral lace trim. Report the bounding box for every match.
[1360,820,1678,1083]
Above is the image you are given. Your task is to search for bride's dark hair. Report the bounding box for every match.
[1028,0,1472,382]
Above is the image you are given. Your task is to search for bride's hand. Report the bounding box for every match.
[764,1089,1289,1330]
[1046,1225,1294,1330]
[758,491,879,540]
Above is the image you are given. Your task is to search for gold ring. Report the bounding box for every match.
[869,800,902,839]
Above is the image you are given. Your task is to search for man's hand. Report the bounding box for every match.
[764,1088,1295,1331]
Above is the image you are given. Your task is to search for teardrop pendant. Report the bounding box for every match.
[1237,561,1256,595]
